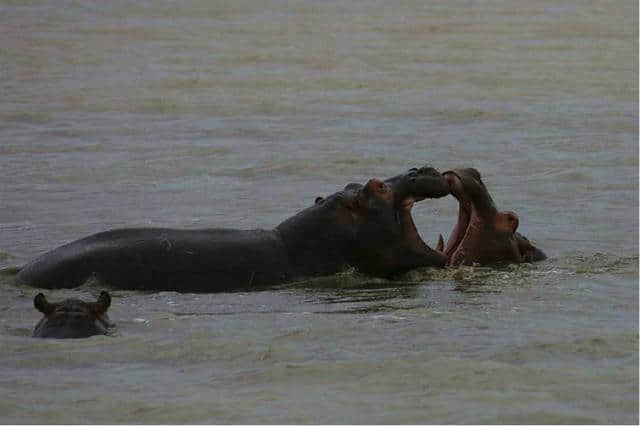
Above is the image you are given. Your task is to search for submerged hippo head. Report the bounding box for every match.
[33,291,112,338]
[439,168,546,266]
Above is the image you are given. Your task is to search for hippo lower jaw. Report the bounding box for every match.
[398,200,447,266]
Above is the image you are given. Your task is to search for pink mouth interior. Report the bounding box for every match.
[442,172,473,259]
[398,196,431,252]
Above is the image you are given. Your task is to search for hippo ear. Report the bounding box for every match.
[34,293,55,315]
[314,196,325,205]
[90,291,111,315]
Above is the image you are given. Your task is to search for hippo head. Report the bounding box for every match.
[342,166,451,276]
[439,168,546,266]
[276,166,450,278]
[32,291,112,338]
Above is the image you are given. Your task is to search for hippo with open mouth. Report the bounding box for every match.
[437,168,546,266]
[16,166,450,292]
[32,291,112,338]
[343,165,450,275]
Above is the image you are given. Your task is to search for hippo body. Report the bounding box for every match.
[17,166,450,292]
[20,228,294,292]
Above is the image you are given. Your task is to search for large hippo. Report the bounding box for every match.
[436,168,546,266]
[33,291,112,338]
[16,166,449,292]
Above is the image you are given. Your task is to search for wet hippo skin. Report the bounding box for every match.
[33,291,112,338]
[17,166,450,292]
[437,168,546,266]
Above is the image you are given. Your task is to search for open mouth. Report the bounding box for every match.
[356,168,451,270]
[397,196,434,253]
[384,166,452,258]
[379,166,544,268]
[439,170,474,260]
[437,168,542,266]
[393,194,448,264]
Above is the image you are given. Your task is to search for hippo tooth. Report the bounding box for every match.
[436,234,444,252]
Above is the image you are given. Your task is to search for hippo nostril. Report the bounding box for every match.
[501,211,520,233]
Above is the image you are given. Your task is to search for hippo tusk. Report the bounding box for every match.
[436,234,444,253]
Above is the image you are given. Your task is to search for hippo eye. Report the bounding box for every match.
[314,196,325,205]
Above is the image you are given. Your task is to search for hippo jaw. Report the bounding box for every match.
[395,190,447,265]
[388,166,451,205]
[390,166,453,269]
[440,168,545,266]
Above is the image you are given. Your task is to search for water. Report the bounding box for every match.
[0,0,637,423]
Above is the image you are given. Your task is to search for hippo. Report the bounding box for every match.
[16,166,450,292]
[436,168,546,266]
[33,291,112,338]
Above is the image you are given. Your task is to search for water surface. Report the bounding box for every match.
[0,0,637,423]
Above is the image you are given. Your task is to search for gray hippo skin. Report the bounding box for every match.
[17,166,450,292]
[438,168,546,266]
[33,291,112,338]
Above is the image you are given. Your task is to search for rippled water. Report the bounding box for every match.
[0,0,637,423]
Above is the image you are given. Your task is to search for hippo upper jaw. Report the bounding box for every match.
[388,166,451,206]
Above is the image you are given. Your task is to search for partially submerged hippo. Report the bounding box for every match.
[33,291,112,338]
[437,168,546,266]
[17,166,450,292]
